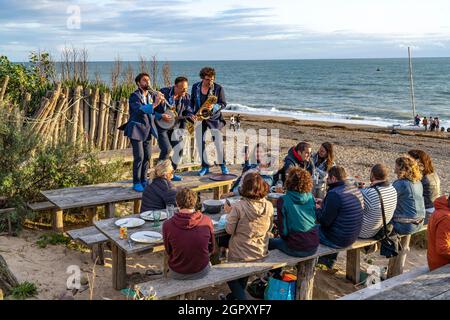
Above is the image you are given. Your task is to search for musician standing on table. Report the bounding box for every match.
[121,73,172,192]
[191,67,229,176]
[155,76,194,182]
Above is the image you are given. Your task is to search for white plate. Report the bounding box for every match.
[130,231,163,244]
[115,218,146,228]
[203,199,225,206]
[140,210,168,221]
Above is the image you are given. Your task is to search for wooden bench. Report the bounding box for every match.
[339,265,430,300]
[136,227,427,300]
[66,226,109,265]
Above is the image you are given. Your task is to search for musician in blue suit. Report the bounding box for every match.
[121,73,172,192]
[156,76,194,181]
[190,67,229,176]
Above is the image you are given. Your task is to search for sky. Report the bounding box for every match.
[1,0,450,61]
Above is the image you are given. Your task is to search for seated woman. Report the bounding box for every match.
[312,142,336,198]
[140,160,177,212]
[225,143,275,197]
[407,149,441,223]
[269,167,319,257]
[392,156,426,235]
[162,188,215,280]
[220,172,274,300]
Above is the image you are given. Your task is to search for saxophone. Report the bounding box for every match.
[187,83,218,134]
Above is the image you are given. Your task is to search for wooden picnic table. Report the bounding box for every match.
[94,212,226,290]
[365,264,450,300]
[40,167,240,232]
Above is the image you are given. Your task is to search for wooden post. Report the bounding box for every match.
[52,209,64,232]
[133,200,141,214]
[0,254,19,296]
[83,88,91,147]
[91,243,105,266]
[119,101,129,149]
[89,88,99,149]
[102,94,111,151]
[105,203,116,219]
[59,92,69,144]
[346,248,361,284]
[387,235,411,278]
[77,87,85,148]
[213,186,223,200]
[296,258,317,300]
[44,91,67,145]
[70,86,82,145]
[96,92,107,148]
[111,243,127,290]
[0,75,9,102]
[33,83,62,132]
[85,207,98,225]
[112,99,124,150]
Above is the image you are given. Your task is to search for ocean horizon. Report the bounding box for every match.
[40,58,450,128]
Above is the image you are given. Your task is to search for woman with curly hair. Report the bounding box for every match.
[392,156,426,235]
[312,142,336,198]
[269,167,319,257]
[407,149,441,220]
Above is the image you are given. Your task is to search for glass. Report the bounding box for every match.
[166,204,175,219]
[152,210,161,227]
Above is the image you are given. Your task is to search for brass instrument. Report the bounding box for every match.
[186,83,218,134]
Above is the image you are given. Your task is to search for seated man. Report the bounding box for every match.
[359,164,397,239]
[315,166,364,269]
[273,141,315,186]
[427,195,450,271]
[162,188,216,280]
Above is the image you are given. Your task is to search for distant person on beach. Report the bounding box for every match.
[219,173,274,300]
[427,195,450,271]
[407,150,441,223]
[359,164,397,239]
[274,141,315,186]
[191,67,229,176]
[429,116,435,131]
[315,166,364,270]
[422,117,428,131]
[236,114,241,131]
[415,114,421,126]
[229,114,236,131]
[141,160,177,212]
[434,117,440,132]
[162,188,215,280]
[391,157,426,235]
[312,142,336,199]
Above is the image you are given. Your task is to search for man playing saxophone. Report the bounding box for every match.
[190,67,228,176]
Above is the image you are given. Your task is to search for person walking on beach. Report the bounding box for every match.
[191,67,229,176]
[415,114,421,126]
[236,114,241,131]
[422,117,428,131]
[429,116,435,131]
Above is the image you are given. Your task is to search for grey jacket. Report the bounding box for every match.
[422,172,441,209]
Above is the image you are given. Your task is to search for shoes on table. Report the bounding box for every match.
[198,166,210,176]
[172,174,183,182]
[220,164,229,175]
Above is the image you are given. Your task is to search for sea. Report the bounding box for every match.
[65,58,450,129]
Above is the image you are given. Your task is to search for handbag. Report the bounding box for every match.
[373,187,402,258]
[247,277,267,299]
[264,276,296,300]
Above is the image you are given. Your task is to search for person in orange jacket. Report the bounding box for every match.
[427,195,450,271]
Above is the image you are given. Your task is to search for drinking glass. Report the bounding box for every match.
[166,204,175,218]
[152,210,161,227]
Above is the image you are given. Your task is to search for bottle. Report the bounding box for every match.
[276,174,283,189]
[119,226,128,240]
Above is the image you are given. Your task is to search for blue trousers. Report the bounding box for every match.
[130,138,151,184]
[318,229,342,269]
[157,128,184,170]
[227,276,249,300]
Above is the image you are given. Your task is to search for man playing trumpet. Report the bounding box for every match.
[191,67,229,176]
[155,76,194,181]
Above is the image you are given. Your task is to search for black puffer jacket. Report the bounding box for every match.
[141,178,177,212]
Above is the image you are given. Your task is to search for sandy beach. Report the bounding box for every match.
[1,114,448,300]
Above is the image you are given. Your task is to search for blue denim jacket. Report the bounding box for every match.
[392,179,426,220]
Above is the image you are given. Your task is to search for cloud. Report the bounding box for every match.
[1,0,450,61]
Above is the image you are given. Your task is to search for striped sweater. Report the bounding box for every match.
[359,182,398,239]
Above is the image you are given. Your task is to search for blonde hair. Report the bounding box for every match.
[150,160,173,179]
[395,156,422,182]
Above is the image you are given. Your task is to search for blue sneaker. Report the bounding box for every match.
[172,174,183,182]
[133,183,144,192]
[198,166,210,176]
[220,164,229,175]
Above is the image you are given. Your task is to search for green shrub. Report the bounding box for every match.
[36,233,71,248]
[11,282,38,300]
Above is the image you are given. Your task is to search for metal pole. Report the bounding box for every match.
[408,47,417,124]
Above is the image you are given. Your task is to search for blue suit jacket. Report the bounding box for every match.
[157,86,194,131]
[190,82,227,130]
[123,89,161,141]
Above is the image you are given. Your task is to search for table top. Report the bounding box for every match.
[41,167,240,210]
[94,212,226,255]
[367,264,450,300]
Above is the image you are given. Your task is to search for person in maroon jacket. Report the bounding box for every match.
[162,188,216,280]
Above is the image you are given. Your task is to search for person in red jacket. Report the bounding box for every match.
[162,188,216,279]
[427,195,450,271]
